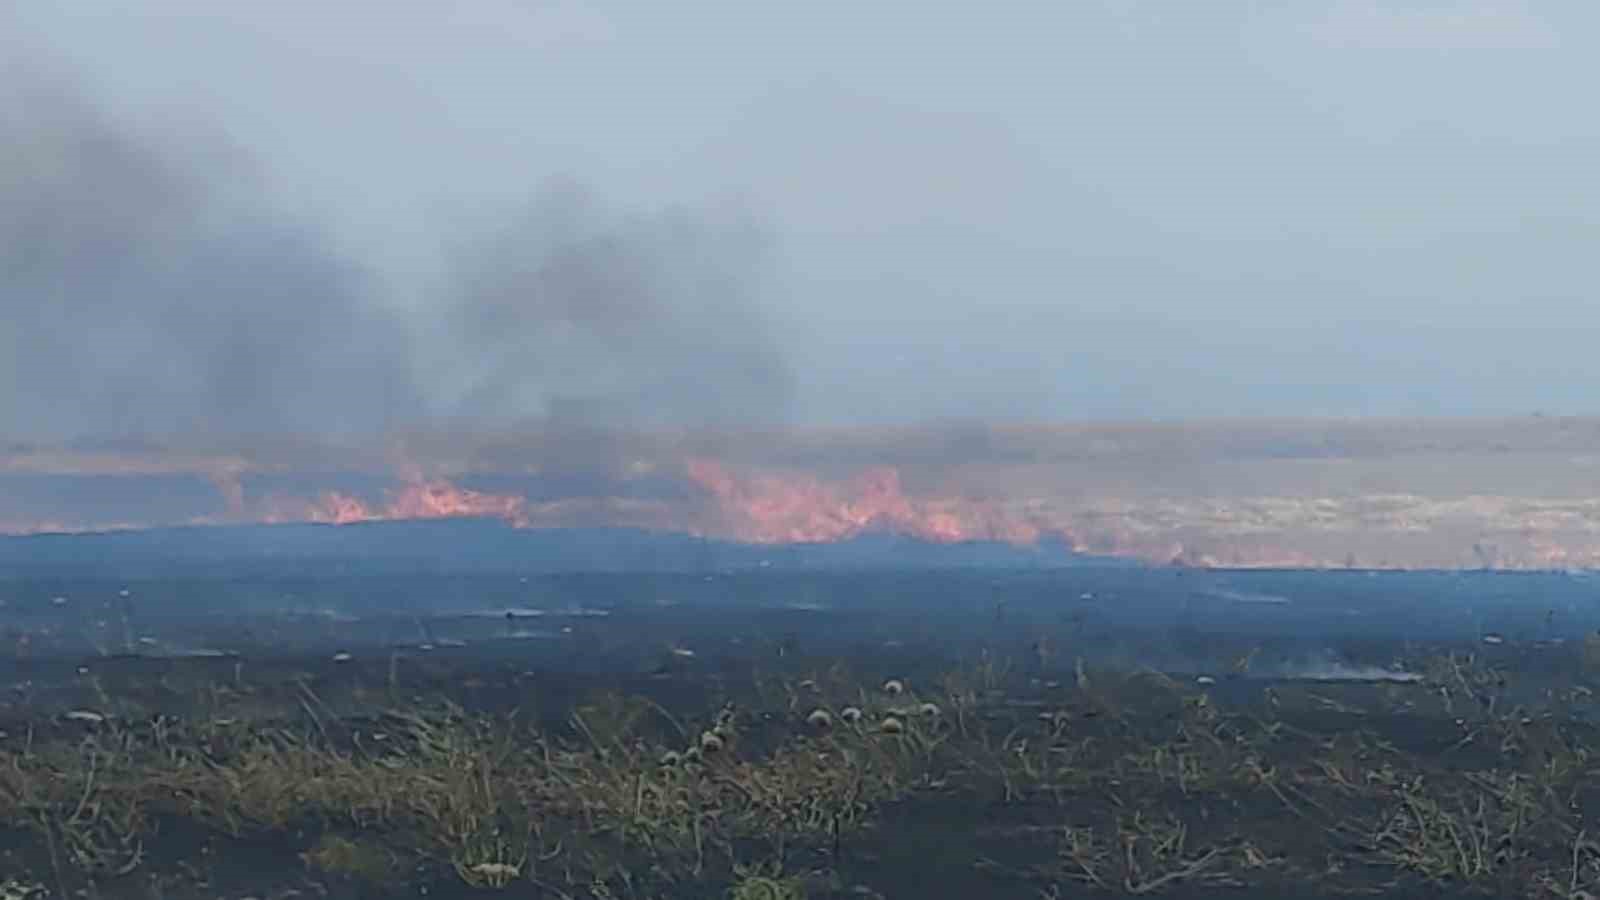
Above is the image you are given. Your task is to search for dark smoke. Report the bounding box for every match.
[2,58,794,449]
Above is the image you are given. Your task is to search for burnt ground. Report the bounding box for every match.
[3,568,1600,899]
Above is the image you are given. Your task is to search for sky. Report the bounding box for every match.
[5,0,1599,439]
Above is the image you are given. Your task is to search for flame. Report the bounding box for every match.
[683,458,1058,546]
[15,437,1600,570]
[265,474,529,527]
[384,479,529,525]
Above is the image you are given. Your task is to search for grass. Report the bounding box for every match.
[4,639,1600,897]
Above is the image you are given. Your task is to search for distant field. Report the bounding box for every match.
[6,416,1600,569]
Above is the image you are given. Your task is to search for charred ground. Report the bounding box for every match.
[2,566,1600,898]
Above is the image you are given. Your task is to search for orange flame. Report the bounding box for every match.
[266,476,529,527]
[683,458,1057,546]
[17,443,1595,570]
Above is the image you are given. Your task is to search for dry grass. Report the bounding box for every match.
[5,645,1600,897]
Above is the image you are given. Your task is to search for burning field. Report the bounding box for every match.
[9,58,1596,573]
[9,416,1600,570]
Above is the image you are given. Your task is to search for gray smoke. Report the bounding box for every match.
[1,63,425,441]
[2,59,793,448]
[439,179,794,430]
[0,62,422,443]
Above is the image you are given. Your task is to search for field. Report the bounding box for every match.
[16,416,1600,569]
[2,568,1600,898]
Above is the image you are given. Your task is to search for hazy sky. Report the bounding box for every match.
[6,1,1600,434]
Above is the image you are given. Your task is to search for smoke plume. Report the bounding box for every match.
[437,179,794,431]
[0,60,421,443]
[1,57,793,448]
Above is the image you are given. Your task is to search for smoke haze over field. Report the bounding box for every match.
[1,60,420,441]
[1,54,792,442]
[439,181,793,429]
[6,1,1600,441]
